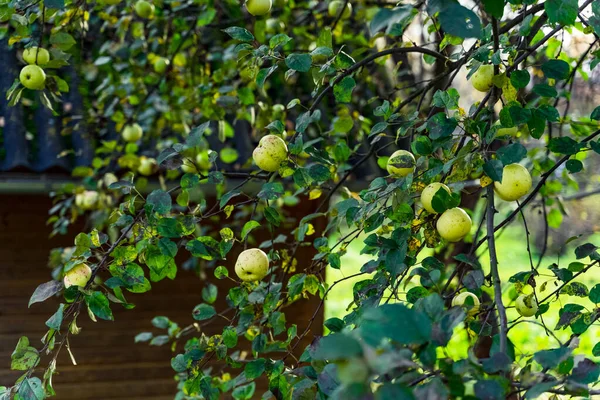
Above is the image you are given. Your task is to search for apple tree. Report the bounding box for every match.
[2,0,600,399]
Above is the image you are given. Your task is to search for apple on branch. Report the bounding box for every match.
[252,135,288,172]
[328,1,352,19]
[436,207,472,242]
[235,248,269,282]
[63,263,93,288]
[386,150,416,177]
[421,182,451,214]
[122,123,143,143]
[22,47,50,65]
[515,294,538,317]
[452,292,480,317]
[19,65,46,90]
[134,0,155,19]
[494,163,532,201]
[138,156,158,176]
[471,64,494,92]
[75,190,100,211]
[245,0,272,16]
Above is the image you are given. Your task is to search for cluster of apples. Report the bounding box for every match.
[19,47,49,90]
[243,0,352,19]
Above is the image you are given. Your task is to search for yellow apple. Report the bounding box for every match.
[515,294,538,317]
[23,47,50,65]
[75,190,99,210]
[494,163,532,201]
[134,0,154,18]
[421,182,451,214]
[471,64,494,92]
[452,292,480,316]
[252,135,288,172]
[19,65,46,90]
[64,263,93,288]
[235,248,269,282]
[386,150,416,177]
[328,1,352,19]
[436,207,472,242]
[174,53,187,67]
[245,0,272,16]
[138,156,158,176]
[122,123,143,142]
[153,57,170,74]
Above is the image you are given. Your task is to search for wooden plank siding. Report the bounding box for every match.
[0,194,324,399]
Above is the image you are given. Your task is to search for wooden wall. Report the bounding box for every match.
[0,194,323,399]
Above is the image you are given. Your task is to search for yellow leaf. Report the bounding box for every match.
[480,175,493,188]
[309,188,322,200]
[224,205,234,218]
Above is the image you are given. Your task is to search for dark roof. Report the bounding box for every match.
[0,40,95,173]
[0,39,384,183]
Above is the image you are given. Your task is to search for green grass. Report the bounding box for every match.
[324,208,600,361]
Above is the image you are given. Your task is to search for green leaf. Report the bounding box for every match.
[244,359,265,380]
[483,159,503,182]
[285,53,312,72]
[474,380,505,400]
[482,0,504,18]
[333,76,356,103]
[565,159,583,173]
[324,317,344,332]
[222,326,238,348]
[541,59,571,80]
[86,291,114,321]
[533,84,558,98]
[241,220,261,240]
[171,354,188,373]
[548,137,581,155]
[258,182,284,201]
[510,70,530,89]
[192,304,216,321]
[222,27,254,42]
[17,377,44,400]
[311,333,363,361]
[232,382,255,400]
[369,5,416,36]
[202,283,218,304]
[45,304,65,330]
[359,303,431,346]
[269,33,291,48]
[146,190,172,215]
[545,0,577,26]
[29,280,62,307]
[11,337,39,371]
[591,106,600,121]
[49,32,76,50]
[534,347,572,369]
[146,246,177,280]
[575,243,599,259]
[45,0,65,9]
[589,284,600,303]
[438,3,481,39]
[547,208,563,229]
[497,143,527,165]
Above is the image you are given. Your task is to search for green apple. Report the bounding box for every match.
[328,1,352,19]
[421,182,451,214]
[138,156,158,176]
[122,123,143,142]
[64,263,93,288]
[452,292,480,316]
[436,207,472,242]
[174,53,187,67]
[494,163,532,201]
[515,294,538,317]
[471,64,494,92]
[23,47,50,65]
[386,150,415,177]
[134,0,155,18]
[252,134,288,172]
[153,57,170,73]
[336,357,369,385]
[19,65,46,90]
[245,0,272,16]
[75,190,100,210]
[235,248,269,282]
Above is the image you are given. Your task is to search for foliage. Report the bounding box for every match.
[2,0,600,399]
